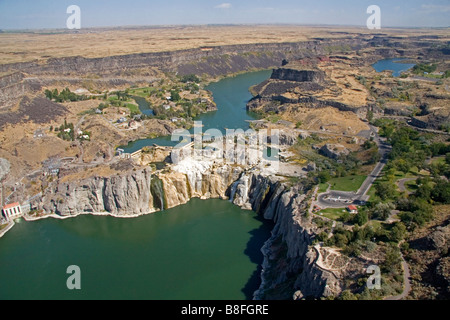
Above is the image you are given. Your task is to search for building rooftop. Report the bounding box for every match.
[3,202,20,210]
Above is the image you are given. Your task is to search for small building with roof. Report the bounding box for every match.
[2,202,22,221]
[347,205,358,214]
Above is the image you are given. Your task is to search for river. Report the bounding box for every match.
[372,58,416,77]
[122,69,272,153]
[0,70,273,300]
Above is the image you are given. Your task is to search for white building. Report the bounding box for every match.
[2,202,22,221]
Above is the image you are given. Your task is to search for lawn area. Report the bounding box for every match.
[367,220,383,230]
[366,165,427,201]
[125,103,140,114]
[129,87,155,97]
[315,207,348,220]
[329,175,367,192]
[404,180,418,193]
[318,183,329,194]
[266,114,282,124]
[366,182,378,201]
[431,156,446,165]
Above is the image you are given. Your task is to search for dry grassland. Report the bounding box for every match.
[1,25,449,65]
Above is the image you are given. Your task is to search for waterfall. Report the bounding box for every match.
[150,175,165,211]
[229,171,248,203]
[229,180,239,203]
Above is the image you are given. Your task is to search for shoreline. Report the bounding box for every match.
[0,208,162,238]
[0,220,15,238]
[1,192,235,237]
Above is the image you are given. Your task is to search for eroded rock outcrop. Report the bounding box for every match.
[33,161,341,299]
[38,168,155,216]
[271,68,325,83]
[230,171,341,299]
[319,143,350,160]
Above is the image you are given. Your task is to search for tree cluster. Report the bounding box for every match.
[45,88,88,103]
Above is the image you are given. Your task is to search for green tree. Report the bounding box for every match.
[367,148,381,165]
[431,179,450,204]
[429,142,449,156]
[390,222,407,242]
[335,233,349,247]
[170,90,181,102]
[340,211,353,224]
[414,178,432,201]
[372,202,394,221]
[393,158,411,175]
[338,290,358,300]
[382,245,402,273]
[354,211,369,226]
[398,198,433,228]
[180,74,200,83]
[363,140,376,150]
[317,171,331,183]
[375,181,396,201]
[367,110,374,122]
[44,89,53,100]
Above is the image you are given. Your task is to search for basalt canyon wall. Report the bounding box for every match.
[0,34,442,77]
[0,34,444,107]
[30,163,342,300]
[0,39,357,75]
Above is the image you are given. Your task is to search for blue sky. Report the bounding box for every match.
[0,0,449,29]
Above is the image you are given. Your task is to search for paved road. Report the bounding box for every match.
[357,137,391,197]
[317,191,357,208]
[410,76,441,83]
[385,254,412,300]
[316,125,391,209]
[397,178,417,195]
[406,121,450,136]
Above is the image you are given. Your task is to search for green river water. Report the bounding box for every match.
[122,69,272,153]
[0,70,273,300]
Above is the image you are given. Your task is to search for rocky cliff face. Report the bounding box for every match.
[33,162,245,216]
[0,39,359,107]
[271,68,325,83]
[320,143,350,160]
[230,172,341,299]
[0,73,43,106]
[248,93,379,119]
[0,38,361,76]
[32,161,341,299]
[38,168,155,216]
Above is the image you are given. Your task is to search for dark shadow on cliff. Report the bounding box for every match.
[241,215,274,300]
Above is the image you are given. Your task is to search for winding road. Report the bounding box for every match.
[384,243,412,300]
[397,178,417,195]
[316,125,392,209]
[310,126,413,300]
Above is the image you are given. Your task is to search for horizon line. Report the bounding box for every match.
[1,23,449,33]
